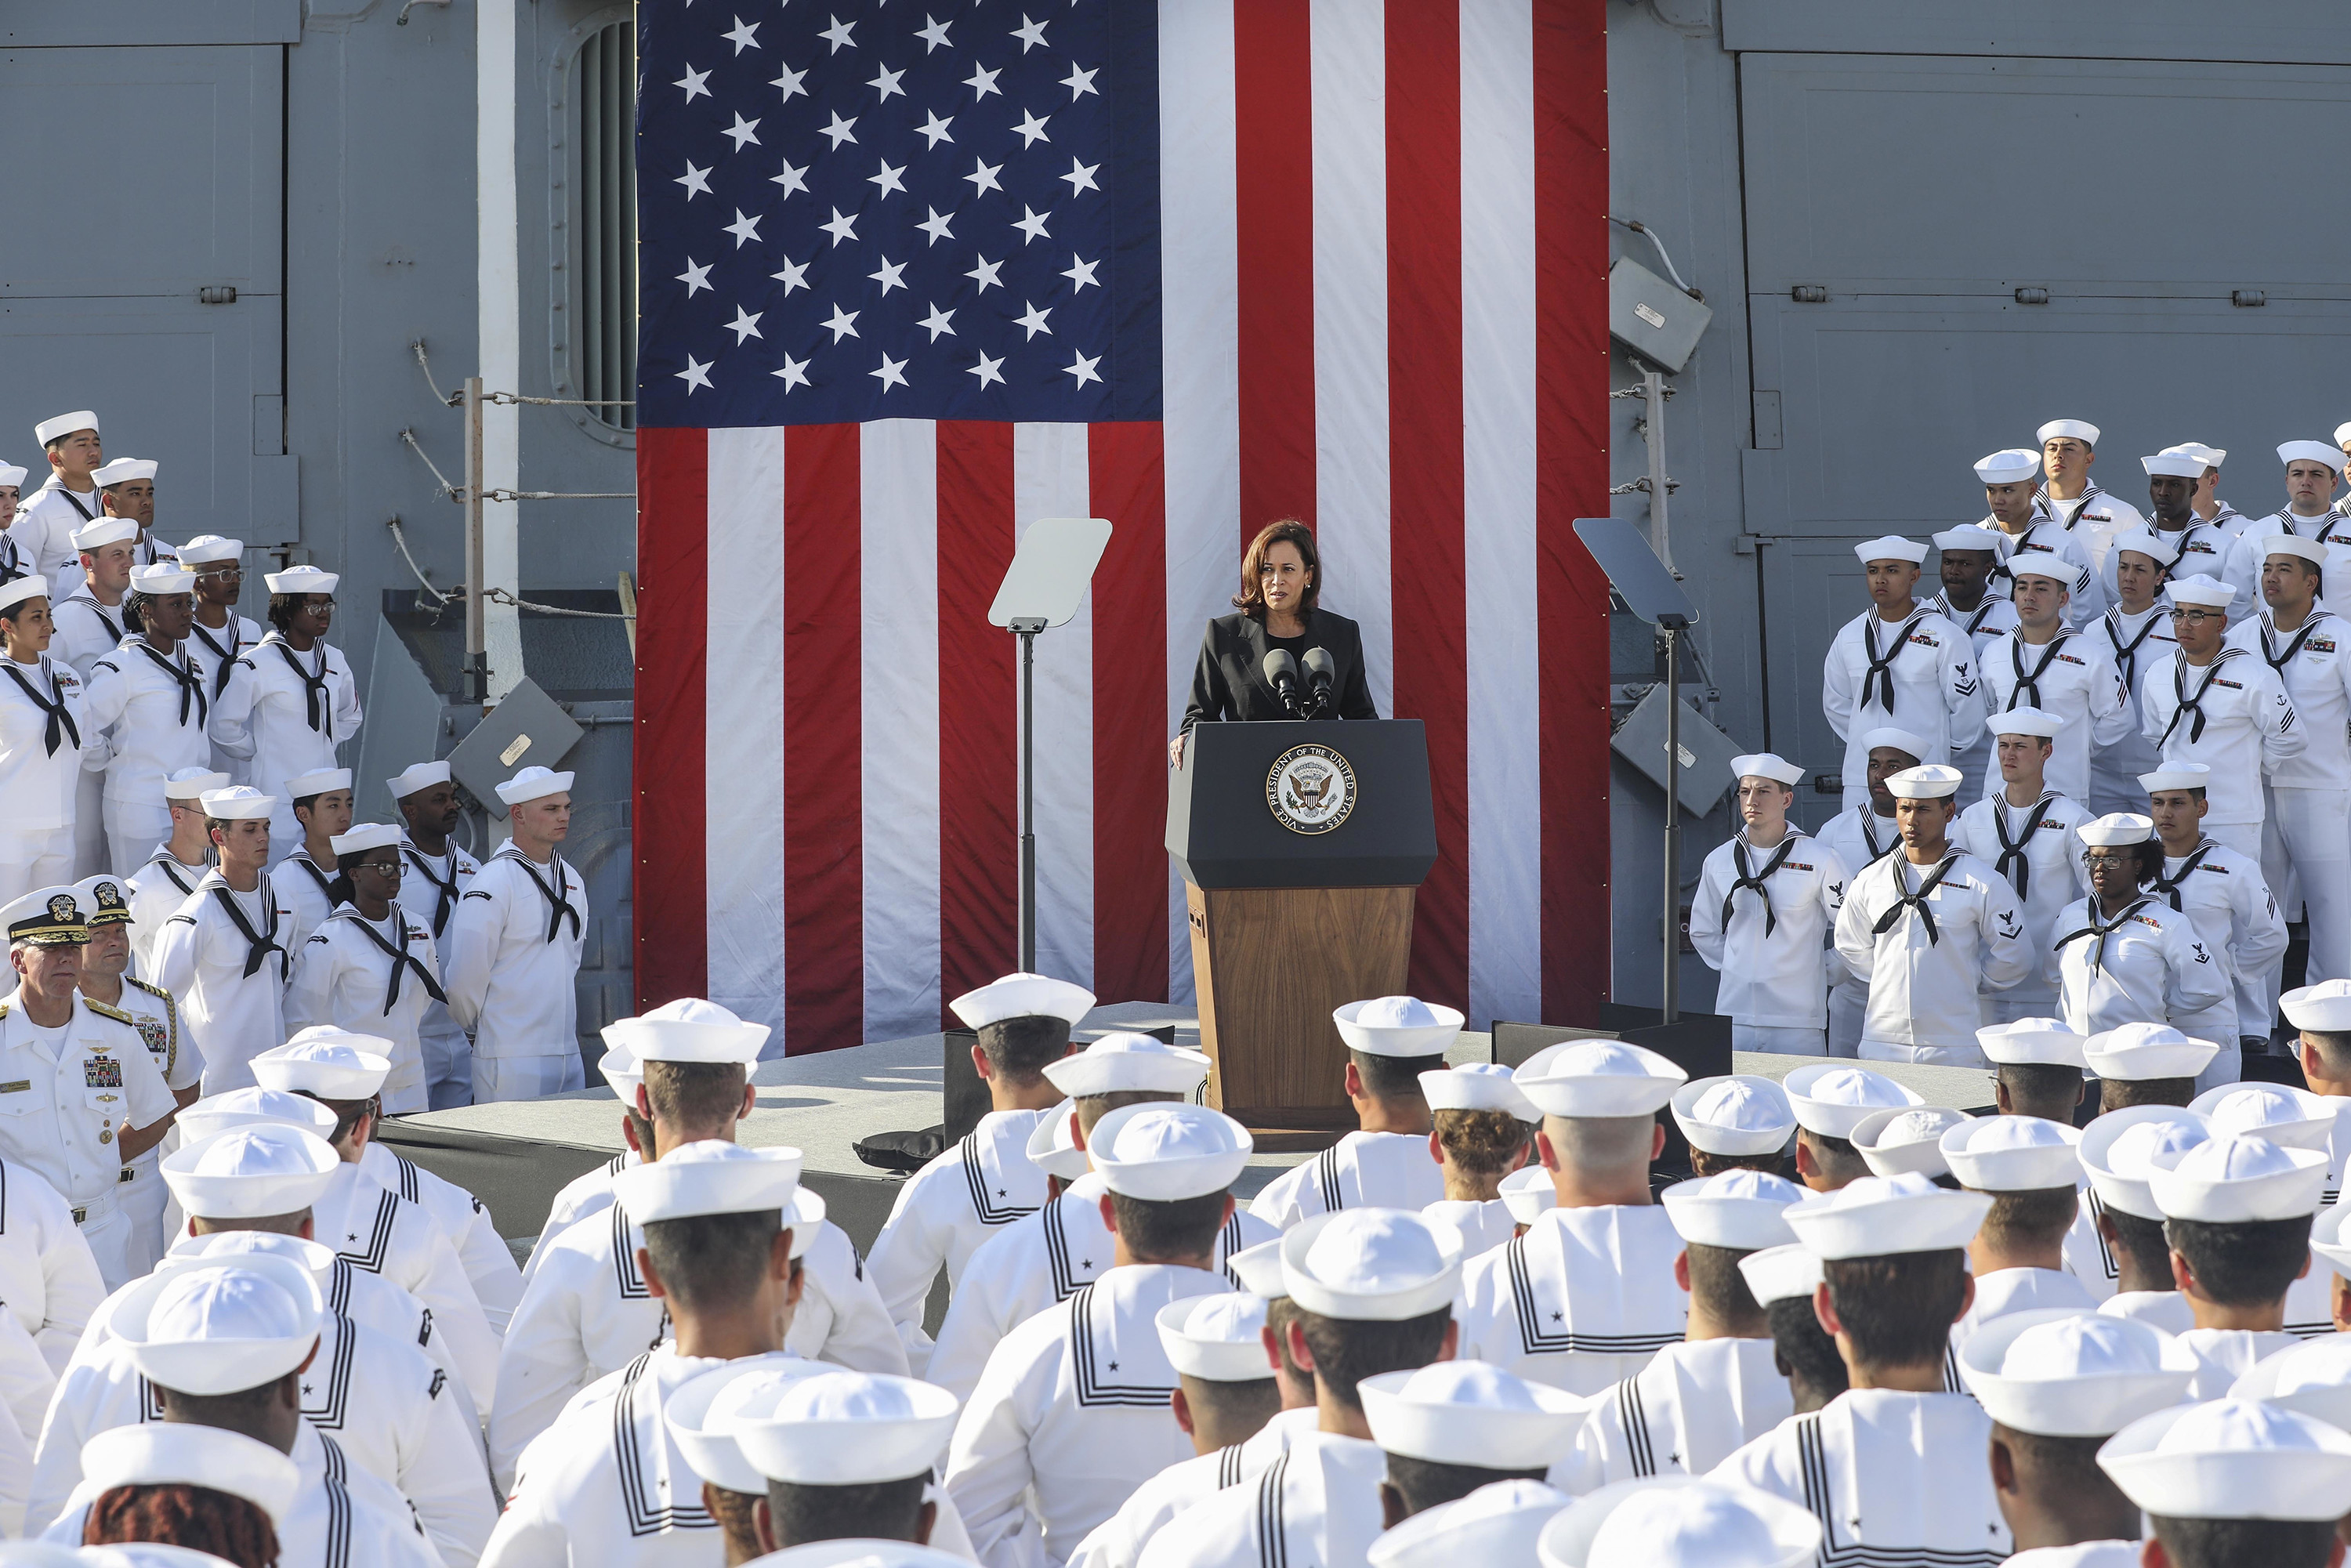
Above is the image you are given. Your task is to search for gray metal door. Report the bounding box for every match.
[1755,538,1870,832]
[0,42,293,545]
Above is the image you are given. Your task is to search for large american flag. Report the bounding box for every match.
[632,0,1613,1052]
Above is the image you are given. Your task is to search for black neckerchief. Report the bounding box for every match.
[403,843,461,938]
[63,595,120,644]
[133,641,208,728]
[268,636,333,736]
[190,619,245,697]
[2152,842,2213,912]
[2104,607,2168,692]
[2,657,79,755]
[1991,794,2057,901]
[1860,612,1924,713]
[1872,854,1958,945]
[498,846,581,943]
[2162,649,2241,744]
[1723,834,1802,938]
[2035,483,2104,527]
[208,878,285,980]
[288,853,334,903]
[1859,809,1896,864]
[56,487,96,523]
[0,532,20,588]
[333,906,447,1015]
[147,851,204,897]
[2008,632,2071,710]
[2260,610,2330,675]
[2057,896,2154,974]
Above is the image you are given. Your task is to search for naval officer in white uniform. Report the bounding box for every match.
[443,765,588,1101]
[283,823,444,1116]
[1822,536,1980,811]
[176,535,263,781]
[1250,995,1457,1228]
[1937,1117,2096,1348]
[1817,728,1924,1057]
[270,766,353,951]
[1687,752,1849,1057]
[1929,524,2020,798]
[150,786,293,1092]
[2034,417,2144,571]
[73,869,197,1272]
[2146,1132,2320,1396]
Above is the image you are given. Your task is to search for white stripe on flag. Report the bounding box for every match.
[1014,422,1097,990]
[861,419,943,1038]
[705,426,789,1041]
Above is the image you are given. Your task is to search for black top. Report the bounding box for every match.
[1181,607,1379,730]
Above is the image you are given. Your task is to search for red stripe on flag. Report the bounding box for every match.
[1534,0,1612,1023]
[1089,421,1171,1004]
[1385,1,1470,1009]
[633,426,709,1011]
[936,422,1020,1021]
[782,425,866,1052]
[1232,0,1317,541]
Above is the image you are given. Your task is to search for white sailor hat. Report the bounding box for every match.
[68,516,137,552]
[2284,978,2351,1032]
[1281,1208,1462,1321]
[2107,527,2182,568]
[1853,535,1928,565]
[601,996,771,1065]
[2143,451,2205,478]
[165,768,231,802]
[34,411,99,446]
[1659,1170,1803,1251]
[263,564,339,596]
[80,1425,299,1531]
[2136,763,2212,794]
[173,1088,338,1145]
[2166,443,2225,469]
[74,874,132,928]
[600,1040,644,1097]
[1369,1479,1572,1568]
[2148,1132,2327,1222]
[1940,1115,2083,1192]
[1024,1103,1090,1182]
[2189,1082,2338,1152]
[1334,995,1465,1058]
[250,1028,393,1099]
[1513,1039,1685,1119]
[2079,1106,2211,1222]
[92,458,158,487]
[665,1354,833,1494]
[1850,1105,1967,1180]
[1930,524,2005,553]
[1857,726,1932,761]
[129,562,194,596]
[328,822,402,857]
[198,786,276,820]
[1500,1165,1556,1226]
[1978,1019,2088,1068]
[744,1546,969,1568]
[1976,449,2042,485]
[285,767,352,798]
[2262,534,2331,568]
[2280,440,2345,473]
[0,462,24,488]
[1540,1477,1823,1568]
[1041,1030,1211,1098]
[168,1228,339,1278]
[2167,574,2236,610]
[1671,1075,1795,1157]
[114,1255,323,1396]
[1086,1102,1252,1200]
[612,1139,805,1222]
[161,1124,341,1219]
[1989,708,2064,741]
[2078,813,2156,848]
[387,759,453,798]
[2085,1022,2219,1083]
[2311,1200,2351,1281]
[0,575,46,615]
[176,535,243,565]
[1884,764,1962,799]
[1783,1063,1923,1138]
[733,1371,962,1485]
[1421,1061,1538,1117]
[2038,419,2099,447]
[1360,1360,1586,1467]
[948,971,1095,1030]
[1728,752,1806,787]
[2231,1334,2351,1433]
[494,766,574,806]
[1784,1171,1991,1260]
[1224,1237,1287,1298]
[1156,1293,1273,1382]
[1736,1243,1823,1306]
[2005,556,2077,589]
[79,1543,260,1568]
[1959,1309,2194,1438]
[2100,1398,2351,1521]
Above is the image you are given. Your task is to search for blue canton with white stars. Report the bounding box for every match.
[636,0,1164,429]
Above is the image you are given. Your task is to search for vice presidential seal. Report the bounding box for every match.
[1266,744,1357,835]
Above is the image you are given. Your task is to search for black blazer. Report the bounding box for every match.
[1181,608,1379,731]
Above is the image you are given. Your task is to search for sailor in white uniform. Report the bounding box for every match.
[1938,1118,2096,1351]
[1929,525,2020,797]
[2220,441,2351,619]
[1957,710,2087,1023]
[442,765,588,1101]
[2034,418,2144,574]
[389,759,479,1108]
[1976,448,2102,634]
[2102,1394,2351,1568]
[1817,727,1923,1057]
[1132,1208,1463,1568]
[2169,440,2247,537]
[0,576,89,907]
[2146,1132,2320,1396]
[945,1102,1252,1568]
[124,766,223,973]
[150,786,293,1092]
[0,1155,106,1374]
[270,766,353,951]
[91,455,173,568]
[2125,449,2236,609]
[2280,978,2351,1197]
[208,565,363,858]
[1972,1020,2101,1289]
[719,1367,972,1565]
[81,564,214,877]
[480,1142,833,1568]
[1713,1171,2009,1566]
[2143,764,2284,1064]
[2050,815,2228,1041]
[1552,1170,1799,1491]
[53,516,141,878]
[1848,1106,1965,1190]
[1737,1243,1847,1417]
[1360,1360,1583,1520]
[74,871,199,1272]
[868,972,1092,1367]
[1955,1313,2190,1563]
[175,535,262,781]
[2228,534,2351,988]
[2076,1108,2202,1334]
[1152,1294,1284,1474]
[2186,1081,2340,1338]
[1833,764,2032,1066]
[1688,752,1849,1056]
[1670,1074,1795,1181]
[1452,1041,1688,1394]
[42,1269,440,1568]
[1822,536,1981,811]
[1783,1063,1921,1191]
[1249,995,1457,1228]
[2089,527,2183,815]
[284,823,444,1116]
[1418,1063,1538,1259]
[1977,564,2132,807]
[13,412,106,601]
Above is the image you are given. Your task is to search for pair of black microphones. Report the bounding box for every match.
[1262,647,1337,718]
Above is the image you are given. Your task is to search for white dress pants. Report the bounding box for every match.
[103,797,172,880]
[71,769,107,878]
[472,1051,585,1103]
[2267,787,2351,985]
[1733,1023,1828,1056]
[0,826,76,907]
[120,1152,168,1275]
[1859,1038,1992,1070]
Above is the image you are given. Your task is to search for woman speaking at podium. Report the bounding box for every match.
[1169,518,1377,766]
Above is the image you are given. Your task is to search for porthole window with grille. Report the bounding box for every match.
[571,18,637,433]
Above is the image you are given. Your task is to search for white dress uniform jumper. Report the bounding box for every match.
[396,829,480,1109]
[1956,791,2087,1022]
[866,1105,1052,1367]
[80,639,214,876]
[0,1156,106,1373]
[357,1138,526,1339]
[271,849,340,954]
[1133,1430,1389,1568]
[443,842,589,1100]
[310,1158,502,1416]
[2222,511,2351,620]
[2152,833,2285,1048]
[1834,848,2033,1066]
[285,905,446,1116]
[1246,1129,1447,1229]
[2049,893,2229,1039]
[1063,1407,1321,1568]
[1975,631,2133,805]
[1817,802,1900,1057]
[0,648,88,906]
[2229,606,2351,984]
[1930,591,2022,797]
[1994,507,2107,630]
[2138,643,2304,862]
[182,610,264,780]
[150,869,293,1092]
[9,478,100,600]
[1687,827,1849,1047]
[125,844,208,974]
[1451,1203,1689,1396]
[2088,604,2179,814]
[1554,1336,1792,1492]
[210,632,364,853]
[1821,607,1980,810]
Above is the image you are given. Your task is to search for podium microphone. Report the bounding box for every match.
[1300,647,1336,716]
[1262,648,1303,715]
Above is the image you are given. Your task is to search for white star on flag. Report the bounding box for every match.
[820,207,860,245]
[820,111,859,149]
[676,161,712,199]
[915,110,955,148]
[723,16,760,53]
[1060,158,1099,196]
[1012,14,1049,52]
[968,351,1006,388]
[1012,110,1052,147]
[676,64,711,102]
[1014,301,1053,339]
[771,63,808,103]
[723,112,761,150]
[869,63,907,101]
[676,355,714,393]
[1062,64,1098,100]
[726,306,763,343]
[869,160,907,197]
[869,256,908,294]
[771,257,810,293]
[871,353,910,390]
[965,158,1004,196]
[1012,205,1052,244]
[965,63,1002,100]
[917,303,956,341]
[1063,351,1103,387]
[772,159,809,197]
[965,254,1004,292]
[915,15,952,53]
[676,259,713,295]
[822,304,860,342]
[1061,254,1099,290]
[819,14,857,53]
[723,208,763,246]
[916,206,956,245]
[773,354,812,390]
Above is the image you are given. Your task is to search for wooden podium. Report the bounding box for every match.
[1168,720,1439,1147]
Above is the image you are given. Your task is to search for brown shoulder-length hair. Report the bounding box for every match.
[1232,519,1321,619]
